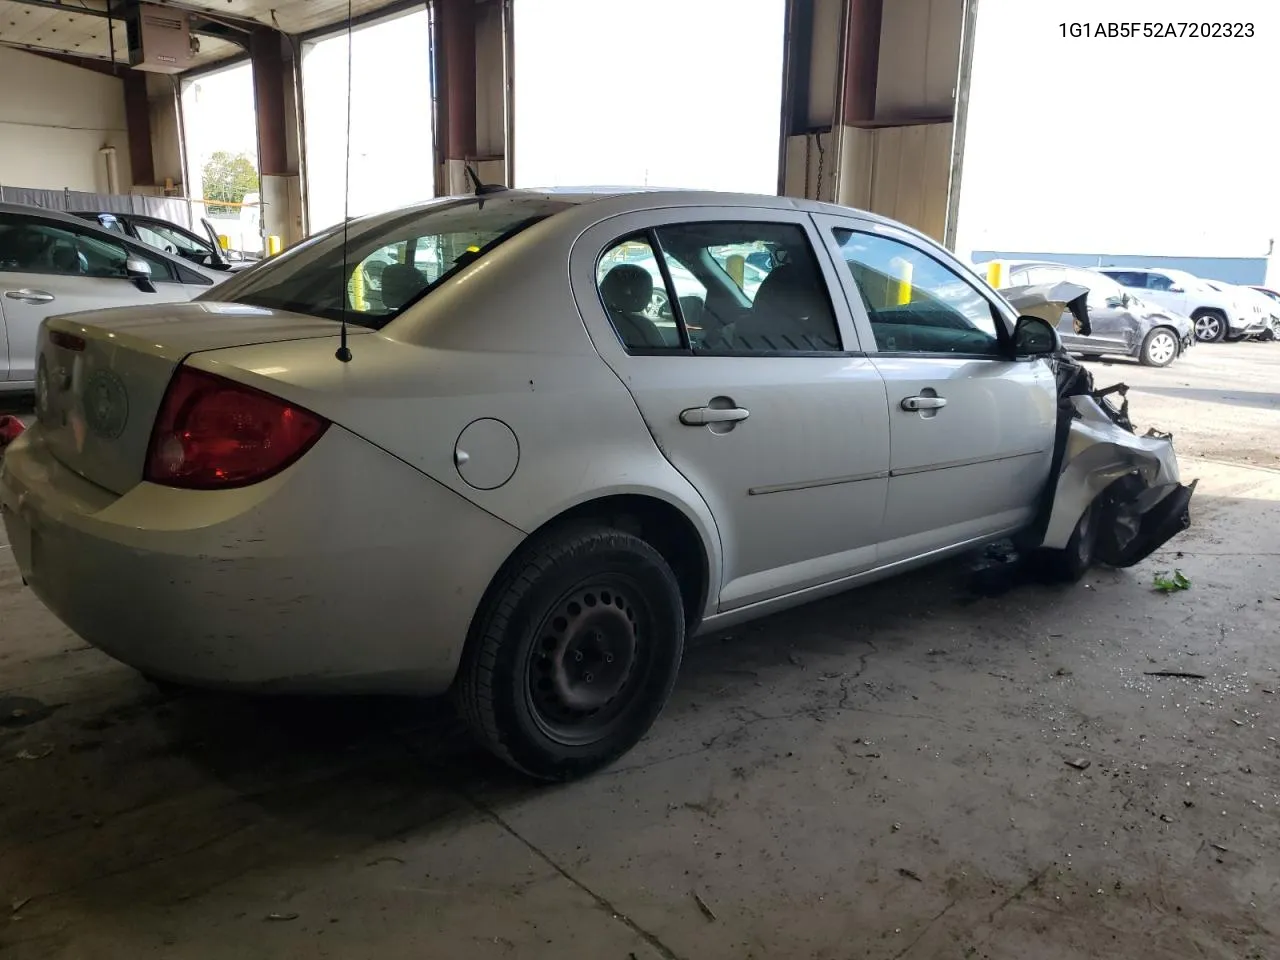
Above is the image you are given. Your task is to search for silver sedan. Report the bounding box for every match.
[0,189,1193,779]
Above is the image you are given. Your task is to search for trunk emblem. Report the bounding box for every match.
[83,370,129,440]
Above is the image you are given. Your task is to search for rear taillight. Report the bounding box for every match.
[144,366,328,489]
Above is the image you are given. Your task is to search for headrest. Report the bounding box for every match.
[380,262,428,311]
[600,264,654,315]
[752,262,824,318]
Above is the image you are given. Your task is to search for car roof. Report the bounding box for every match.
[0,201,220,277]
[997,259,1104,273]
[337,186,912,234]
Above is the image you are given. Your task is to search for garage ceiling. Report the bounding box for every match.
[0,0,418,71]
[172,0,417,37]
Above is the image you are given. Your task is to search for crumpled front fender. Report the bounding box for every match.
[1040,395,1186,556]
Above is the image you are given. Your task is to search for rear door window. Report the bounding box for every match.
[597,222,843,355]
[656,222,842,354]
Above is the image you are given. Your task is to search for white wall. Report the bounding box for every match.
[954,0,1280,261]
[0,46,132,193]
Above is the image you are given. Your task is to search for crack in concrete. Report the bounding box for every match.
[463,794,686,960]
[891,897,959,959]
[985,862,1054,924]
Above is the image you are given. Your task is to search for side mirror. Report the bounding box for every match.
[125,256,156,293]
[1105,295,1126,309]
[1013,315,1059,357]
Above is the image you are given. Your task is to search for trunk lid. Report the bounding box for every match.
[35,301,366,495]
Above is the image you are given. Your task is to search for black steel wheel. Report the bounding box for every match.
[455,525,685,781]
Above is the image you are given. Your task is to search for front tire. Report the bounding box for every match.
[1192,310,1227,343]
[455,526,685,781]
[1139,328,1178,367]
[1034,502,1097,583]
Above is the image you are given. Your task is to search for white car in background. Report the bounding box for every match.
[1098,267,1264,342]
[1215,282,1277,340]
[1,203,227,393]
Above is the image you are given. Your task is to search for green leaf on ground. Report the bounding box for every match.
[1153,569,1191,593]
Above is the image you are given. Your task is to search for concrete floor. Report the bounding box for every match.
[2,344,1279,959]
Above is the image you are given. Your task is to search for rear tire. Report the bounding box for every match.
[454,525,685,781]
[1139,328,1179,367]
[1192,310,1227,343]
[1034,503,1097,583]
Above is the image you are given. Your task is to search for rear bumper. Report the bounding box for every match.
[1,426,523,694]
[1231,317,1267,336]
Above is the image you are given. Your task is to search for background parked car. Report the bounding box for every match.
[74,211,258,273]
[1248,286,1280,340]
[0,203,225,392]
[997,260,1192,366]
[1213,281,1277,341]
[1099,267,1263,342]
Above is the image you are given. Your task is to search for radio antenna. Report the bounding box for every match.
[334,0,354,363]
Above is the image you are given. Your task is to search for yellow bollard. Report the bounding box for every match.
[986,261,1004,289]
[726,254,745,291]
[351,258,365,312]
[889,257,914,306]
[267,235,282,256]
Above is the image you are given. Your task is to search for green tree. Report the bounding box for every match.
[201,150,259,216]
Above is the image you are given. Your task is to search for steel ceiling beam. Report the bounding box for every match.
[4,0,113,19]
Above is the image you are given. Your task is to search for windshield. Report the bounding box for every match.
[203,196,572,328]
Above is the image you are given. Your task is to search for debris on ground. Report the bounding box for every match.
[15,745,54,761]
[691,890,716,922]
[1152,570,1192,593]
[1143,671,1207,680]
[787,652,805,668]
[897,868,922,882]
[10,897,31,915]
[1055,667,1073,677]
[891,822,902,833]
[265,912,299,922]
[1212,843,1229,853]
[1065,758,1091,771]
[0,415,24,450]
[1159,814,1174,823]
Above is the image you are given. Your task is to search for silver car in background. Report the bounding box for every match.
[0,203,226,392]
[0,189,1195,780]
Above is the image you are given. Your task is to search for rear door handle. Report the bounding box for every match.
[5,289,55,304]
[901,395,947,411]
[680,406,750,426]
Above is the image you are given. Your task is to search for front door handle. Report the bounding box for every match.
[680,406,750,426]
[901,395,947,412]
[5,289,55,304]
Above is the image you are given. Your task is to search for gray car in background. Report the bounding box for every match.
[1000,260,1193,366]
[0,203,226,392]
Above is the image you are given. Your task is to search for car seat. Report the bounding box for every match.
[600,265,666,348]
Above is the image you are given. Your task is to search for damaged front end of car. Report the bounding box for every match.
[1004,282,1197,570]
